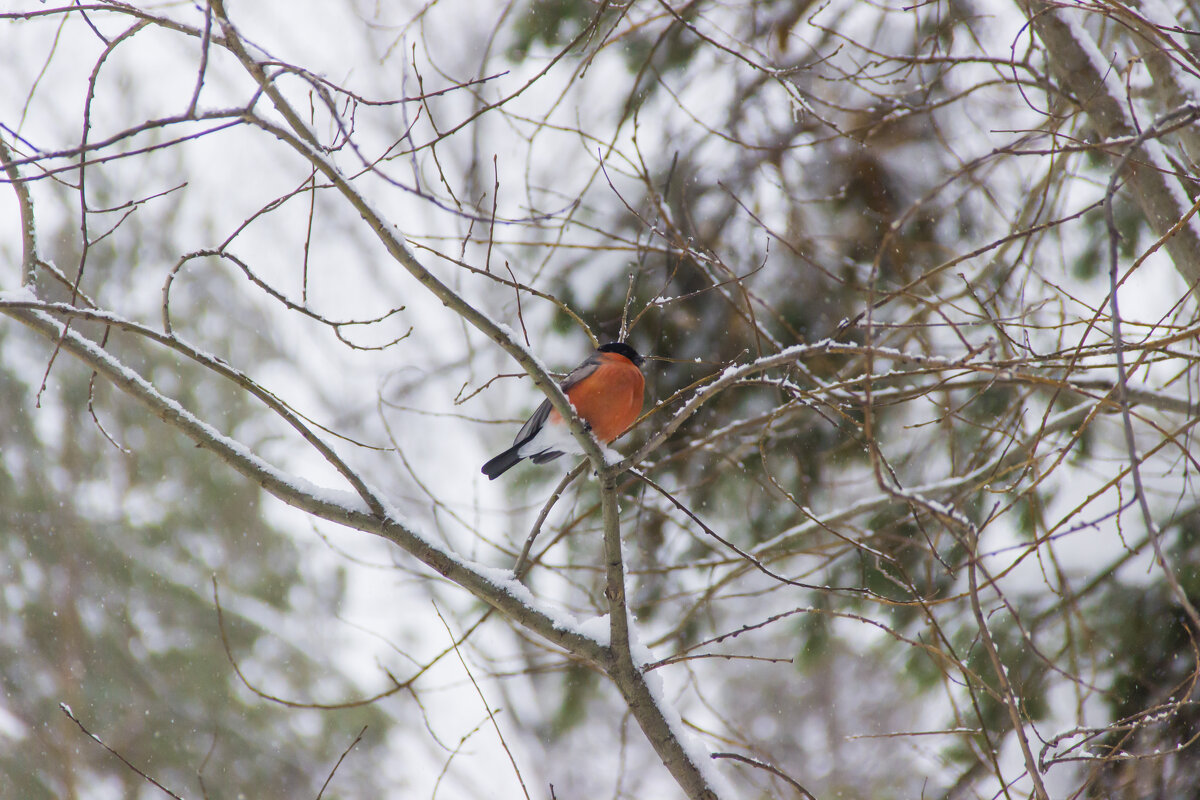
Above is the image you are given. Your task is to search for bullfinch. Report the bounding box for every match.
[481,342,645,480]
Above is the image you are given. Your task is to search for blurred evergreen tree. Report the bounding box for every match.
[0,229,389,798]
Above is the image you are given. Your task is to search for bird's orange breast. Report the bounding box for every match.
[557,353,644,443]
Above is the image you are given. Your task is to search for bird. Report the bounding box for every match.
[481,341,645,480]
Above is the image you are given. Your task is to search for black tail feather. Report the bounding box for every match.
[482,445,524,480]
[529,450,564,465]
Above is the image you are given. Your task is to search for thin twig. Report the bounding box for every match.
[432,602,532,800]
[316,725,368,800]
[711,752,817,799]
[59,703,186,800]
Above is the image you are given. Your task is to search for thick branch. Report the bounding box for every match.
[0,134,37,282]
[0,303,608,664]
[1019,0,1200,296]
[600,467,721,800]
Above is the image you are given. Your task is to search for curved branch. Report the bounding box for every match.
[0,297,388,516]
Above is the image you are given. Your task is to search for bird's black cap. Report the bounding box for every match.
[598,341,644,367]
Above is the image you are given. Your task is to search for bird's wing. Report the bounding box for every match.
[513,398,553,447]
[511,354,603,446]
[558,353,603,393]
